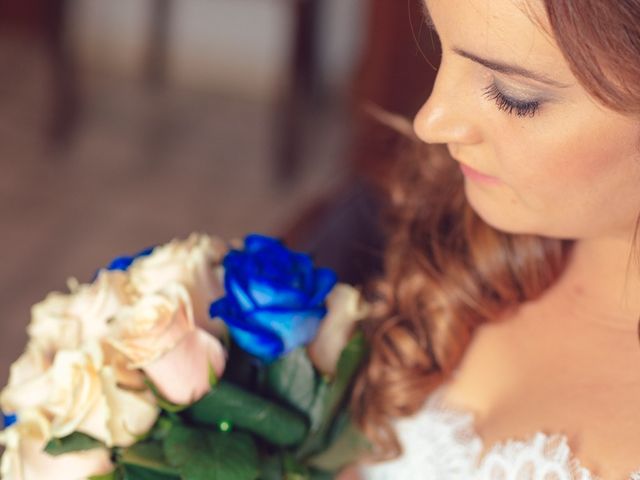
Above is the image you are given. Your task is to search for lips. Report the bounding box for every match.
[447,146,500,184]
[458,163,501,185]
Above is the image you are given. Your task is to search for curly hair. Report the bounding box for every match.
[352,0,640,458]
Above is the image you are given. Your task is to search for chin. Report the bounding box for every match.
[466,197,579,239]
[463,182,545,236]
[472,206,533,235]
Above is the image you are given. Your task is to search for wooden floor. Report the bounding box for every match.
[0,38,350,385]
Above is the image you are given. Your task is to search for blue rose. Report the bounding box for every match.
[1,411,16,429]
[209,234,337,362]
[106,246,155,272]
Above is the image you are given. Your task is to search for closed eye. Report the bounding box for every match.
[482,83,541,117]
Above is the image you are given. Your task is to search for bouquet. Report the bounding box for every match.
[0,233,371,479]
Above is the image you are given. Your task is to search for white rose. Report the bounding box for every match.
[107,283,195,368]
[0,410,113,480]
[27,270,133,354]
[99,366,159,447]
[107,283,226,404]
[101,342,148,392]
[128,233,227,328]
[1,346,51,413]
[45,347,109,441]
[26,293,80,354]
[308,284,370,375]
[2,345,158,449]
[45,346,158,447]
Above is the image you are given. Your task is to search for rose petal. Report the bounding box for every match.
[100,367,159,447]
[19,445,114,480]
[225,275,255,313]
[222,316,284,361]
[68,270,132,342]
[248,278,307,309]
[296,254,314,291]
[1,347,51,413]
[0,411,112,480]
[254,250,293,285]
[106,246,155,272]
[248,308,325,354]
[308,284,370,375]
[0,374,52,417]
[143,328,226,405]
[244,234,281,253]
[27,292,82,355]
[43,350,103,440]
[108,284,195,368]
[308,268,339,306]
[128,234,228,328]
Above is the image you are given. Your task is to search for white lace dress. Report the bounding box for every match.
[360,385,640,480]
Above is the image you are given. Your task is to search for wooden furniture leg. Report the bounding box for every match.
[275,0,320,184]
[45,0,78,148]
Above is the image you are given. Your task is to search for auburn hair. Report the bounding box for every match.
[352,0,640,458]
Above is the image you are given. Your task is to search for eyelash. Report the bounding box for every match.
[482,83,541,118]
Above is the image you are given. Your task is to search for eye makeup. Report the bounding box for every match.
[482,82,542,117]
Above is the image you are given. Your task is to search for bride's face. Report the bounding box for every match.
[414,0,640,240]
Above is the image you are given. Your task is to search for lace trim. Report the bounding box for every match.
[423,385,640,480]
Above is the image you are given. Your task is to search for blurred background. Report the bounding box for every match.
[0,0,439,385]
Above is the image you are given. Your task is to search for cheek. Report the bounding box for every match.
[497,117,639,209]
[482,113,640,237]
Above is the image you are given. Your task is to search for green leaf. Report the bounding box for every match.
[120,441,180,476]
[307,419,371,472]
[259,454,283,480]
[185,381,308,447]
[282,451,310,480]
[308,470,334,480]
[307,381,331,433]
[148,416,175,442]
[311,332,367,430]
[209,362,220,387]
[88,471,117,480]
[122,465,179,480]
[163,424,199,468]
[296,332,368,459]
[163,424,259,480]
[44,432,105,456]
[266,348,317,415]
[145,378,189,413]
[326,331,368,418]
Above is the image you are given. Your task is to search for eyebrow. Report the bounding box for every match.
[420,0,572,89]
[452,48,572,88]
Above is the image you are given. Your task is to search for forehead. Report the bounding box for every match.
[425,0,571,79]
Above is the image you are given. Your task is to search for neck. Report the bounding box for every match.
[544,236,640,334]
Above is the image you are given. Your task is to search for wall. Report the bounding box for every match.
[68,0,367,100]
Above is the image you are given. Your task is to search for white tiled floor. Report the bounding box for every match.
[0,39,350,384]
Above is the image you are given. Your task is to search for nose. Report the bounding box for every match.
[413,65,483,146]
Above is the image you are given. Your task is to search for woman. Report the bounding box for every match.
[350,0,640,478]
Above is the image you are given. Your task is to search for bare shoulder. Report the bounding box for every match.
[438,312,522,417]
[438,305,640,479]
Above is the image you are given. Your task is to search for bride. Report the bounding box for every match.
[343,0,640,478]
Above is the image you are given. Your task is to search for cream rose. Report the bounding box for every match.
[142,328,226,405]
[1,345,158,449]
[128,233,227,328]
[27,270,133,355]
[308,284,370,375]
[0,345,51,413]
[0,410,113,480]
[45,346,158,447]
[107,283,226,405]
